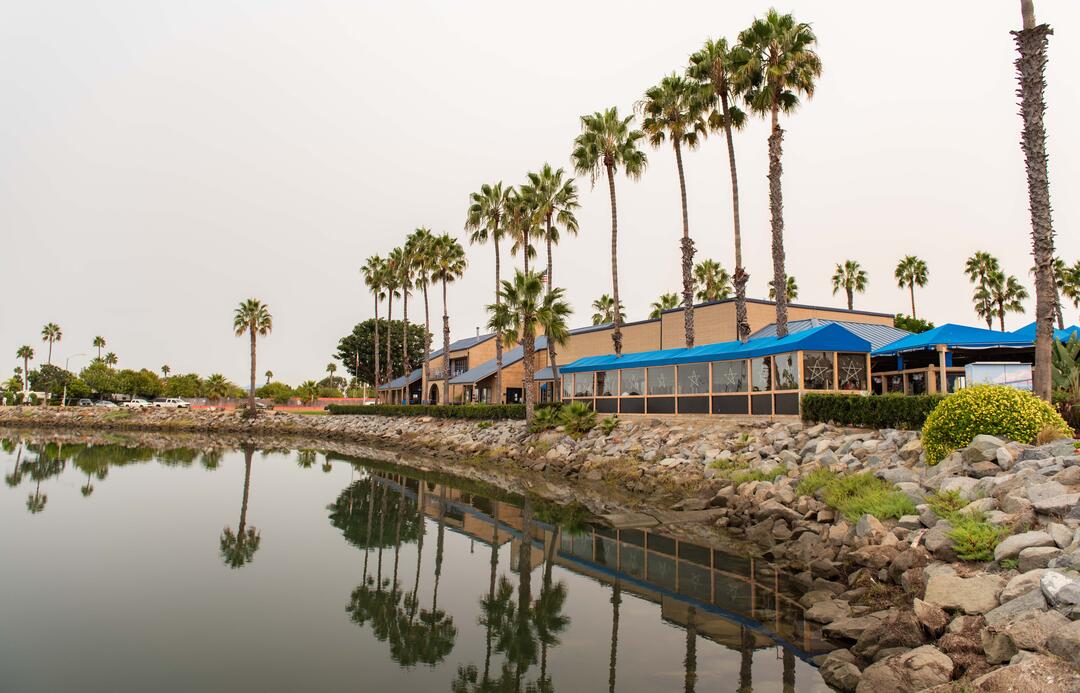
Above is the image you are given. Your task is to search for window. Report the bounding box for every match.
[751,356,772,392]
[574,373,594,397]
[802,351,835,390]
[774,352,798,390]
[678,363,709,395]
[561,376,573,399]
[712,360,747,393]
[596,370,618,397]
[621,368,645,396]
[837,353,867,391]
[647,366,675,395]
[909,371,926,395]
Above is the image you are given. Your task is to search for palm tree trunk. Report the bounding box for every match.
[674,140,696,349]
[909,283,917,319]
[248,328,256,410]
[737,626,753,693]
[22,356,29,391]
[608,580,621,693]
[605,162,624,356]
[1014,6,1056,400]
[523,330,536,422]
[442,279,451,405]
[386,294,394,385]
[684,606,698,693]
[546,218,559,397]
[494,240,503,405]
[782,648,795,693]
[47,340,53,365]
[238,447,253,542]
[768,103,789,338]
[1000,304,1006,332]
[402,290,410,401]
[373,300,381,399]
[847,287,854,310]
[422,283,431,394]
[721,89,750,343]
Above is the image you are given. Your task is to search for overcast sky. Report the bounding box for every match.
[2,1,1078,386]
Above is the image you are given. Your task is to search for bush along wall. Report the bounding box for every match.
[326,403,533,420]
[801,393,945,430]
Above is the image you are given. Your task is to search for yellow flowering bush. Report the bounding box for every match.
[922,385,1073,464]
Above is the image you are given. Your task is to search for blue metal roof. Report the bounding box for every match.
[427,333,496,360]
[560,323,871,374]
[1010,321,1080,342]
[377,368,422,391]
[448,336,549,385]
[751,318,910,352]
[873,323,1034,356]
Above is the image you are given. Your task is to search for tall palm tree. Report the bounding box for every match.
[572,107,647,356]
[966,251,1002,328]
[650,292,680,319]
[831,260,868,310]
[389,246,414,382]
[264,369,273,385]
[233,299,273,411]
[735,10,822,338]
[693,259,732,302]
[894,256,929,320]
[41,323,62,365]
[977,270,1029,331]
[467,182,513,405]
[488,272,572,422]
[382,252,402,384]
[639,74,708,347]
[590,294,624,326]
[361,254,387,395]
[430,234,467,403]
[1014,0,1056,400]
[92,336,106,361]
[161,364,171,380]
[103,352,118,367]
[406,228,437,387]
[220,445,261,568]
[689,37,751,342]
[768,276,798,302]
[16,346,33,391]
[505,189,538,275]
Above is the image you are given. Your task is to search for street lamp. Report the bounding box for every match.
[61,353,86,407]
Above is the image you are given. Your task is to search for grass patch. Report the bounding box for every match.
[795,468,837,497]
[948,514,1010,562]
[476,421,493,430]
[926,489,968,519]
[820,473,916,521]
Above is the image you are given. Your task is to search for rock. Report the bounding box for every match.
[964,435,1007,463]
[1019,546,1063,572]
[1041,571,1080,608]
[997,446,1019,471]
[855,513,886,538]
[924,521,958,562]
[986,585,1049,629]
[981,608,1071,664]
[1000,570,1051,603]
[1033,493,1080,516]
[852,609,926,660]
[1048,620,1080,667]
[970,460,1004,478]
[913,598,949,637]
[1048,522,1074,549]
[798,589,837,609]
[940,476,980,500]
[877,467,917,484]
[820,655,862,692]
[805,599,851,624]
[924,573,1004,614]
[898,514,922,530]
[1027,480,1069,503]
[824,611,893,641]
[970,652,1080,692]
[995,531,1056,562]
[855,645,953,693]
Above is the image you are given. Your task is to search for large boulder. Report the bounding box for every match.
[1041,571,1080,609]
[981,608,1071,663]
[1000,569,1051,603]
[924,573,1004,615]
[1019,546,1063,572]
[805,599,851,625]
[994,531,1056,562]
[855,645,953,693]
[985,586,1049,627]
[824,610,894,641]
[819,649,862,692]
[851,609,927,660]
[913,598,949,638]
[969,652,1080,692]
[1048,620,1080,667]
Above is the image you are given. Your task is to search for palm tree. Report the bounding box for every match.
[382,252,403,384]
[430,234,467,403]
[977,270,1029,331]
[389,246,414,381]
[1061,260,1080,320]
[831,260,868,310]
[488,271,572,422]
[326,363,338,390]
[894,255,929,319]
[203,374,232,404]
[505,189,538,275]
[572,107,647,356]
[1014,0,1056,400]
[693,259,732,303]
[689,37,751,342]
[103,352,118,367]
[966,251,1002,328]
[734,10,822,338]
[16,346,33,391]
[639,74,708,347]
[361,254,387,395]
[768,276,798,302]
[406,227,437,387]
[590,294,624,326]
[297,380,319,405]
[161,364,171,380]
[220,445,261,568]
[264,369,273,385]
[41,323,62,365]
[650,292,680,319]
[233,299,273,411]
[467,182,513,404]
[92,336,106,360]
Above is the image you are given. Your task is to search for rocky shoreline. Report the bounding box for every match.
[3,406,1080,692]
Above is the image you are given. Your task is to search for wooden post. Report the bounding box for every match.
[937,345,948,394]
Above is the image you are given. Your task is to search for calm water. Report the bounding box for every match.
[0,436,831,692]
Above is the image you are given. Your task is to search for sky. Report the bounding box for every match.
[1,1,1078,386]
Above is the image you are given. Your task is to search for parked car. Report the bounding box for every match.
[122,398,152,409]
[76,399,94,407]
[152,397,191,409]
[94,400,119,408]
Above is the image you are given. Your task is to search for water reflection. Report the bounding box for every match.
[220,445,261,569]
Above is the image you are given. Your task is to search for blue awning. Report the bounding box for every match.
[560,323,871,374]
[874,323,1042,356]
[1010,321,1080,342]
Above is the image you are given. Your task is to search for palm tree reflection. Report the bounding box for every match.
[220,445,260,568]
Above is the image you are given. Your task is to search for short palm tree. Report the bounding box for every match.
[467,182,513,404]
[572,107,647,356]
[264,369,273,385]
[103,352,118,367]
[41,323,62,365]
[977,270,1029,331]
[430,234,467,401]
[361,254,387,394]
[649,292,680,319]
[161,364,171,379]
[406,228,437,386]
[16,346,33,391]
[734,10,821,338]
[487,271,572,423]
[768,276,798,302]
[92,336,106,360]
[389,246,415,380]
[233,298,273,411]
[203,373,232,403]
[326,363,338,390]
[966,251,1002,328]
[297,380,319,405]
[639,74,708,347]
[693,259,732,302]
[831,260,868,310]
[895,256,929,320]
[590,294,624,326]
[689,37,751,341]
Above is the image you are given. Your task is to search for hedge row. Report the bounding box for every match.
[801,393,945,430]
[326,403,533,420]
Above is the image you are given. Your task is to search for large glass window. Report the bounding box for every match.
[621,368,645,396]
[678,363,709,395]
[647,366,675,395]
[774,352,798,390]
[596,370,618,397]
[751,356,772,392]
[712,360,748,393]
[561,376,573,399]
[574,373,594,397]
[802,351,835,390]
[837,353,868,391]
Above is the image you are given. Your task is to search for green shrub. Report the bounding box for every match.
[926,489,968,520]
[529,406,561,432]
[326,403,526,420]
[559,402,596,436]
[948,514,1010,562]
[795,468,838,497]
[476,421,493,430]
[921,385,1074,464]
[598,416,620,436]
[801,393,944,430]
[821,472,916,521]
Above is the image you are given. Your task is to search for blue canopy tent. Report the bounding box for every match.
[1010,321,1080,343]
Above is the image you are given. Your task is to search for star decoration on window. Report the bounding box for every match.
[840,362,864,388]
[806,361,832,385]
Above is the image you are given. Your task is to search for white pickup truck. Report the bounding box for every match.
[152,397,191,409]
[122,398,152,409]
